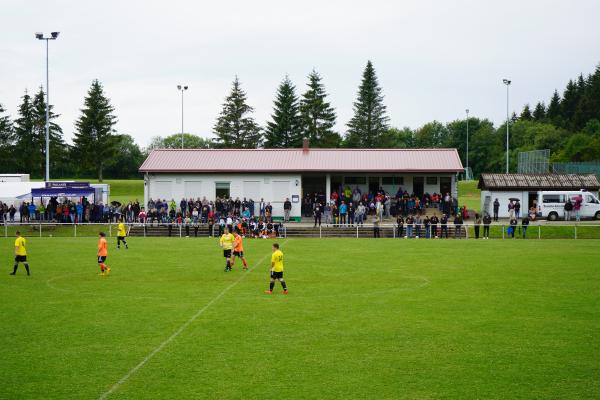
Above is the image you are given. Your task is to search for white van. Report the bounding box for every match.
[537,190,600,221]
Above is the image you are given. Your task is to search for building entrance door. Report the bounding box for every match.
[413,177,424,197]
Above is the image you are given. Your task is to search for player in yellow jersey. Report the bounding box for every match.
[10,231,30,276]
[265,243,287,294]
[231,230,248,271]
[219,227,235,272]
[117,218,128,249]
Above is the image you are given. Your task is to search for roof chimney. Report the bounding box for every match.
[302,137,309,153]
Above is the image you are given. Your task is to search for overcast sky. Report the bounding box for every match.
[1,0,599,147]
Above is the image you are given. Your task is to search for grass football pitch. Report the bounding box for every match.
[1,237,598,399]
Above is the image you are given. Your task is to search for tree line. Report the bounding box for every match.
[1,62,599,180]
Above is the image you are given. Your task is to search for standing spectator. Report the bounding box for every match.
[356,202,365,226]
[574,195,583,221]
[430,213,439,238]
[348,202,355,226]
[522,216,529,238]
[313,202,322,227]
[28,202,37,221]
[440,213,449,238]
[339,201,347,226]
[493,198,500,222]
[373,215,380,238]
[405,214,414,238]
[283,198,292,222]
[414,214,422,238]
[483,213,492,239]
[259,198,266,218]
[564,198,573,221]
[324,202,332,226]
[508,200,515,220]
[396,215,404,238]
[474,213,481,239]
[423,216,431,239]
[515,200,521,219]
[509,217,517,238]
[453,213,463,239]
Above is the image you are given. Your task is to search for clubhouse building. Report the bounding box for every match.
[139,146,464,220]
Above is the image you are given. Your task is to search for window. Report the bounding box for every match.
[215,182,230,199]
[344,177,367,184]
[585,194,598,204]
[382,177,404,185]
[543,194,564,204]
[426,177,438,185]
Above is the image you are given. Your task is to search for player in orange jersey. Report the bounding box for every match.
[231,230,248,271]
[97,232,111,276]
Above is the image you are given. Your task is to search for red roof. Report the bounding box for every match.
[139,148,464,173]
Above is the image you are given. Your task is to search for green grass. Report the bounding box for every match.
[84,179,143,204]
[34,179,144,204]
[458,180,481,212]
[1,238,598,399]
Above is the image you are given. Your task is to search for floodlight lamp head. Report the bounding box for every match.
[177,85,182,90]
[51,31,60,39]
[466,109,469,114]
[503,79,511,85]
[184,86,188,90]
[35,32,43,39]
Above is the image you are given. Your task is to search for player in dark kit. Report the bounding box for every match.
[10,231,30,276]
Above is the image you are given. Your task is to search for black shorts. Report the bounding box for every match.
[223,249,232,258]
[15,255,27,263]
[233,251,244,257]
[117,236,125,240]
[271,271,283,280]
[98,256,107,263]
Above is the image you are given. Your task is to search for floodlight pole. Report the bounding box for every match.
[36,32,59,182]
[465,109,469,179]
[503,79,511,174]
[177,85,188,149]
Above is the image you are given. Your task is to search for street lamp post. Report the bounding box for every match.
[177,85,188,149]
[465,108,470,180]
[503,79,511,174]
[35,31,60,182]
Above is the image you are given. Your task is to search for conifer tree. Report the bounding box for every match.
[546,90,561,123]
[532,102,546,121]
[0,103,13,172]
[264,76,302,148]
[520,104,533,120]
[345,61,389,148]
[299,70,340,147]
[213,76,262,148]
[72,80,118,181]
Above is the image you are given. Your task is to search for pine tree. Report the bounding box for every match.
[13,89,62,177]
[560,79,580,128]
[345,61,389,148]
[546,90,561,123]
[533,102,546,121]
[299,70,340,147]
[0,103,14,172]
[31,87,65,177]
[72,80,118,181]
[520,104,533,120]
[13,91,36,175]
[264,76,302,148]
[213,77,262,148]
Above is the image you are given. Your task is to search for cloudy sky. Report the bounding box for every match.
[1,0,598,147]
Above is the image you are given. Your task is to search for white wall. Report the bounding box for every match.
[146,173,301,217]
[480,190,529,218]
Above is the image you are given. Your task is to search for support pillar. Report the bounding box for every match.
[325,174,331,204]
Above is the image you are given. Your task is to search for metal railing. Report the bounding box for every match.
[2,222,600,239]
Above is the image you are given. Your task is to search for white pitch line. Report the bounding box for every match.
[98,241,287,400]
